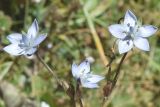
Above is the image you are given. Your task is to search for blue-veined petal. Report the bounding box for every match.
[87,75,104,83]
[108,24,127,39]
[81,81,99,88]
[118,39,133,54]
[134,37,150,51]
[7,33,22,43]
[138,25,157,37]
[78,60,90,74]
[124,10,137,27]
[27,19,39,39]
[72,62,78,79]
[3,44,24,56]
[33,34,47,47]
[22,35,29,45]
[24,48,37,56]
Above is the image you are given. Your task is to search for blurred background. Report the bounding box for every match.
[0,0,160,107]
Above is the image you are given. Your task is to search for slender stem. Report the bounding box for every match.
[102,52,128,107]
[70,94,76,107]
[71,99,76,107]
[36,52,77,107]
[75,80,83,107]
[67,83,76,107]
[36,52,61,86]
[112,52,127,88]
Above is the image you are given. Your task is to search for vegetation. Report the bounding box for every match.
[0,0,160,107]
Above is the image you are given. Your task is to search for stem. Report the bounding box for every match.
[67,83,76,107]
[102,52,127,107]
[36,52,61,86]
[36,52,77,107]
[112,52,127,88]
[75,80,83,107]
[70,95,76,107]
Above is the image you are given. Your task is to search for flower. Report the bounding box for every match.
[108,10,157,54]
[3,19,47,56]
[41,101,50,107]
[32,0,41,3]
[71,60,104,88]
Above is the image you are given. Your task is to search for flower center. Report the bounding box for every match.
[123,23,140,41]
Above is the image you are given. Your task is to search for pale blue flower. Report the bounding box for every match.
[3,19,47,56]
[72,60,104,88]
[41,101,50,107]
[108,10,157,54]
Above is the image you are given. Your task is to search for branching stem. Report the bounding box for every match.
[102,52,128,107]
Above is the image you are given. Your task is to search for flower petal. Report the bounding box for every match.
[27,19,39,39]
[81,81,99,88]
[118,39,133,54]
[72,62,78,78]
[108,24,127,39]
[7,33,22,43]
[33,34,47,47]
[41,101,50,107]
[22,35,29,45]
[134,37,150,51]
[124,10,137,27]
[87,75,104,83]
[3,44,24,56]
[24,48,37,56]
[78,60,90,74]
[138,25,157,37]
